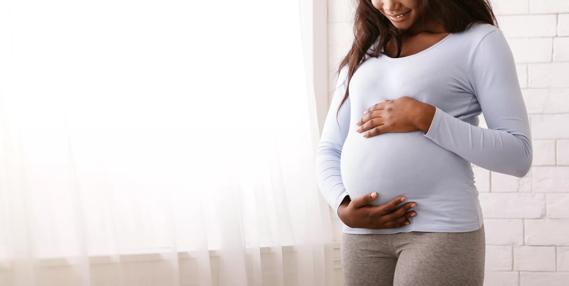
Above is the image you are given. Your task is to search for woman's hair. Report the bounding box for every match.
[335,0,497,119]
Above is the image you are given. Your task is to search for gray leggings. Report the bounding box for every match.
[341,224,485,286]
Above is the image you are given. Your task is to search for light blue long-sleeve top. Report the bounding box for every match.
[315,23,532,234]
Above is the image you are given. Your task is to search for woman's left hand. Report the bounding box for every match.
[356,96,435,138]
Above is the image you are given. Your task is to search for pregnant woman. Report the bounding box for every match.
[316,0,532,285]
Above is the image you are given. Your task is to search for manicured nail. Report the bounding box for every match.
[410,212,416,217]
[370,192,377,199]
[411,203,416,207]
[400,197,406,202]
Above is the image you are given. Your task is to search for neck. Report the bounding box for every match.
[404,17,447,36]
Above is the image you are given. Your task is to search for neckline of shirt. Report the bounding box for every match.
[377,32,454,62]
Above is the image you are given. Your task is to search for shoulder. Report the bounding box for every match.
[461,23,517,87]
[464,22,499,36]
[452,22,501,47]
[451,22,511,63]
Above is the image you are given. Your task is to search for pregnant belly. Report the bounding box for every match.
[340,130,474,205]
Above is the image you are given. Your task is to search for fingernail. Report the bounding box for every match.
[411,203,416,207]
[400,197,406,202]
[410,212,416,217]
[404,221,410,225]
[370,192,377,199]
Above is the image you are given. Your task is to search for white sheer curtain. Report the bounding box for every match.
[0,0,336,285]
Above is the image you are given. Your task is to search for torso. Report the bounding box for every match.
[339,23,498,234]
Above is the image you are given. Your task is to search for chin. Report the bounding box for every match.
[391,21,413,31]
[386,13,417,32]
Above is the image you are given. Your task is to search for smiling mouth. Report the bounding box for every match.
[386,10,411,21]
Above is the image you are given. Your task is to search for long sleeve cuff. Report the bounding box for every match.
[425,106,443,138]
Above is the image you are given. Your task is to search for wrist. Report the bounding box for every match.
[414,103,436,134]
[337,196,351,218]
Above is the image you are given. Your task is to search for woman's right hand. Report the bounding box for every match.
[337,192,417,229]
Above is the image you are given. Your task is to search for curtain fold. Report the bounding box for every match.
[0,0,336,285]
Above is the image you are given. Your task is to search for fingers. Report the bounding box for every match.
[356,100,393,137]
[357,110,383,127]
[363,126,385,138]
[349,193,418,229]
[356,110,387,138]
[368,100,390,113]
[357,117,385,133]
[350,192,379,209]
[382,214,410,228]
[374,204,416,229]
[378,202,416,224]
[360,99,392,121]
[373,195,407,216]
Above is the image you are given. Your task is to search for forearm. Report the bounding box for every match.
[421,105,532,177]
[315,66,351,212]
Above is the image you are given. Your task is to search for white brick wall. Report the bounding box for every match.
[486,245,513,271]
[553,37,569,61]
[327,0,569,285]
[559,14,569,36]
[529,0,569,13]
[484,272,519,286]
[558,247,569,271]
[523,89,569,114]
[499,15,557,37]
[513,246,556,271]
[558,140,569,165]
[509,38,552,63]
[528,63,569,88]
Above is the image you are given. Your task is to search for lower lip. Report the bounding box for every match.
[388,10,411,23]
